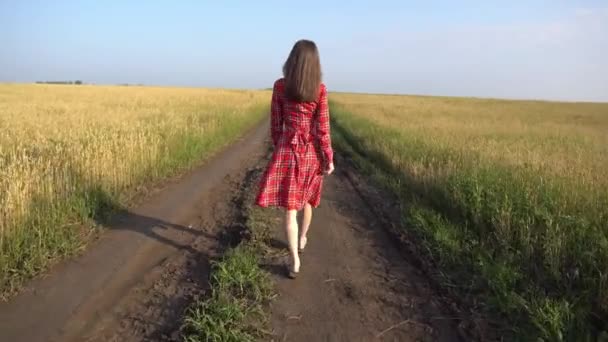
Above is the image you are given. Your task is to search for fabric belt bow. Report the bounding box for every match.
[288,131,311,148]
[288,131,313,189]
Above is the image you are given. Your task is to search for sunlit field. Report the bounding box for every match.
[330,93,608,340]
[0,84,269,297]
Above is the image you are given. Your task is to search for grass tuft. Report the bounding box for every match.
[181,246,273,342]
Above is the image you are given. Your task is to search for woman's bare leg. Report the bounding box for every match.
[285,209,300,272]
[299,203,312,250]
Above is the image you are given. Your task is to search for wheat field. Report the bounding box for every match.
[0,84,269,297]
[330,93,608,339]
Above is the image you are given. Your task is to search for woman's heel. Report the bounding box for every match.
[298,236,308,253]
[287,256,300,279]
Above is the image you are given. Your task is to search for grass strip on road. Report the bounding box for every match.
[181,166,278,342]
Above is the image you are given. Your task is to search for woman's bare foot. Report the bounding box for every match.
[299,235,308,252]
[288,256,301,279]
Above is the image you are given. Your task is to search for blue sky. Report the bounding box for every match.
[1,1,607,101]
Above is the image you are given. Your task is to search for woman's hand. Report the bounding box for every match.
[325,162,335,175]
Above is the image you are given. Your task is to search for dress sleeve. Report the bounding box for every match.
[270,82,283,147]
[315,85,334,166]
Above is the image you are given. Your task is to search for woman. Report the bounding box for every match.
[256,39,335,279]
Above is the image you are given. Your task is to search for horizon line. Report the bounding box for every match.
[1,80,606,105]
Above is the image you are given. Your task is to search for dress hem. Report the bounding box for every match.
[255,201,319,211]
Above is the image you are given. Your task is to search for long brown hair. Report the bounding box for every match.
[282,39,322,102]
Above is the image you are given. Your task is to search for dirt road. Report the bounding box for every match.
[0,119,463,341]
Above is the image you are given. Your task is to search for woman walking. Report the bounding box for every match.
[255,39,335,279]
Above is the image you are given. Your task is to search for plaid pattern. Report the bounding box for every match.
[256,78,334,210]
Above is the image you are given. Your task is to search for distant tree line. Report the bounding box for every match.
[36,80,83,85]
[34,81,148,87]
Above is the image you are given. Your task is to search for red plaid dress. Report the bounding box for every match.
[255,78,334,210]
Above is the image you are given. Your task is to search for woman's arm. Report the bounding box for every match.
[270,82,283,147]
[316,85,334,169]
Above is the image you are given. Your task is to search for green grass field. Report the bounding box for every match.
[0,84,269,298]
[330,93,608,340]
